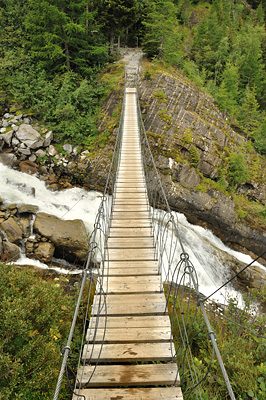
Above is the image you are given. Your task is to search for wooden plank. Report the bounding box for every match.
[91,302,167,317]
[112,205,148,212]
[76,363,180,387]
[111,211,150,220]
[100,279,161,294]
[73,387,183,400]
[107,237,154,248]
[88,315,171,330]
[105,260,158,268]
[107,248,156,261]
[93,293,165,305]
[108,228,153,237]
[81,342,175,362]
[106,267,158,276]
[86,327,171,343]
[111,220,151,228]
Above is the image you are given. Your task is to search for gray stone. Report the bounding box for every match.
[18,147,31,156]
[33,212,89,262]
[2,131,13,146]
[0,217,23,243]
[0,127,6,133]
[23,118,30,124]
[16,124,44,149]
[29,154,36,162]
[63,143,73,154]
[2,120,8,127]
[173,162,200,189]
[13,126,19,132]
[0,153,17,167]
[43,131,53,147]
[12,137,19,146]
[2,241,20,262]
[15,114,23,120]
[47,145,57,156]
[4,113,10,118]
[35,149,46,158]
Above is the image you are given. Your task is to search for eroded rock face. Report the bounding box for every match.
[33,212,88,262]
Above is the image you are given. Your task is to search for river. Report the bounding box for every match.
[0,162,264,303]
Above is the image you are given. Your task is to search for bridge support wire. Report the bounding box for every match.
[136,86,236,400]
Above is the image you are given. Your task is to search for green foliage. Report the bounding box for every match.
[190,145,200,166]
[0,264,73,399]
[229,152,249,186]
[9,68,106,145]
[142,0,185,66]
[169,285,266,399]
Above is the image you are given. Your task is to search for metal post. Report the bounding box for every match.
[199,302,236,400]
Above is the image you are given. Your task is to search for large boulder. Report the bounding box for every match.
[16,124,44,149]
[0,217,23,244]
[33,212,88,262]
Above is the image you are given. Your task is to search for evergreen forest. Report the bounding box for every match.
[1,1,266,399]
[0,0,266,151]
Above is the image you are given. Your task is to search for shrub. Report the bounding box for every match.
[229,152,249,186]
[0,264,73,400]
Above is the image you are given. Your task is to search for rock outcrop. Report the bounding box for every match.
[33,212,88,262]
[137,68,266,262]
[0,199,89,266]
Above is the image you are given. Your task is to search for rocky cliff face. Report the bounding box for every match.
[137,66,266,262]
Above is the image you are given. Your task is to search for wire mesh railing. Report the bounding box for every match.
[53,81,127,400]
[136,87,236,400]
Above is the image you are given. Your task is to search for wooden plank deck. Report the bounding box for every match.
[74,88,182,399]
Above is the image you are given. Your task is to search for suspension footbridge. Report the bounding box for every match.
[53,71,236,400]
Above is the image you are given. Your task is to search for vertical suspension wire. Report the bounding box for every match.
[53,73,127,400]
[135,83,236,400]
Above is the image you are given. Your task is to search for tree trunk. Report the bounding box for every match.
[109,29,115,56]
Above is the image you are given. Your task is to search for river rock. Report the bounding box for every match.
[19,160,37,175]
[2,241,20,262]
[47,145,57,156]
[35,149,46,158]
[2,131,13,146]
[63,143,73,154]
[0,217,23,243]
[34,242,55,263]
[0,153,17,167]
[18,218,31,238]
[33,212,88,262]
[16,124,44,149]
[43,131,53,147]
[18,204,39,214]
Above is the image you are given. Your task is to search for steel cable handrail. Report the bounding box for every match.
[135,86,236,400]
[53,77,127,400]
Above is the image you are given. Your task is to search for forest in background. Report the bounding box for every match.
[0,0,266,152]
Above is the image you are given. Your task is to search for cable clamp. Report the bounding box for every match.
[61,345,71,356]
[208,331,217,342]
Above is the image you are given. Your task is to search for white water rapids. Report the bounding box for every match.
[0,163,265,303]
